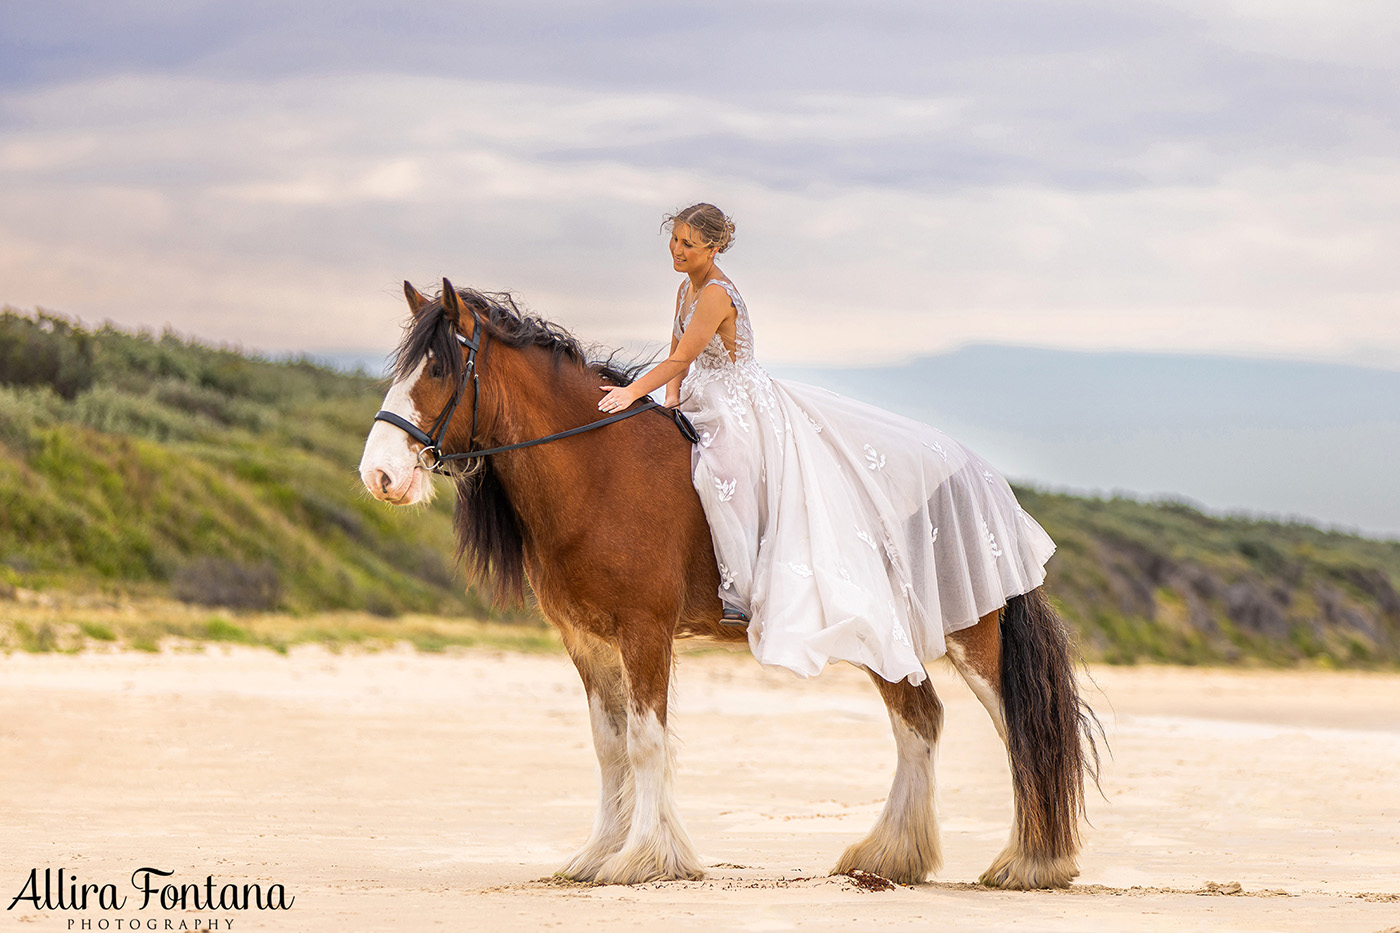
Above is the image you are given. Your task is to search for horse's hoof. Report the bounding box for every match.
[832,831,941,885]
[978,847,1079,890]
[593,846,706,885]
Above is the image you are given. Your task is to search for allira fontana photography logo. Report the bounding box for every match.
[8,867,294,929]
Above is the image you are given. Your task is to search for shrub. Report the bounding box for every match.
[69,386,213,442]
[0,384,64,452]
[0,310,96,399]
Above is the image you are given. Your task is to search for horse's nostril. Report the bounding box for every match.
[377,471,392,494]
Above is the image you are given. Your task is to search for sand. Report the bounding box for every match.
[2,645,1398,932]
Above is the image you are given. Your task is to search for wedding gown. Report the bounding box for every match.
[675,277,1057,686]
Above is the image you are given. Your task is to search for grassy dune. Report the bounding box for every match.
[2,309,1397,666]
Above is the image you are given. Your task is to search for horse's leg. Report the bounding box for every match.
[555,626,633,881]
[946,589,1093,889]
[593,624,705,884]
[832,667,944,884]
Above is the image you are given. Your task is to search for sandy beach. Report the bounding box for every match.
[2,644,1398,932]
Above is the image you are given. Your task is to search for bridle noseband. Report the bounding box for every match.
[372,302,697,475]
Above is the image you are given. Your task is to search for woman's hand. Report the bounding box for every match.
[598,384,643,413]
[663,393,680,409]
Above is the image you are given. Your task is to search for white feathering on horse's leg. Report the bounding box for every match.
[593,707,705,884]
[980,801,1080,891]
[832,715,942,884]
[979,839,1079,889]
[948,638,1082,889]
[557,691,633,881]
[976,774,1081,890]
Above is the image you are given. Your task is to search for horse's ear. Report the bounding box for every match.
[404,280,429,316]
[440,277,463,327]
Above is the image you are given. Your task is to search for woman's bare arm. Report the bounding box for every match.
[664,281,687,406]
[599,287,732,410]
[664,332,685,407]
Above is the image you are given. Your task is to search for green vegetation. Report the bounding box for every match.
[1014,487,1400,667]
[2,308,1398,666]
[0,308,491,621]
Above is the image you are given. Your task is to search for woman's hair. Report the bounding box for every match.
[662,203,736,253]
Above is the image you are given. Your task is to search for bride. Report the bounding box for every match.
[597,203,1057,686]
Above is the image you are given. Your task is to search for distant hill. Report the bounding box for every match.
[2,310,1398,665]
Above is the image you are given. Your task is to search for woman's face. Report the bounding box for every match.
[670,222,716,274]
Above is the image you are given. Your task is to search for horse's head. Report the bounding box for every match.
[359,278,484,505]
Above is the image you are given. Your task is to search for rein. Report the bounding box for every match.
[373,310,699,475]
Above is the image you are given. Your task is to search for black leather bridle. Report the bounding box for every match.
[372,307,698,475]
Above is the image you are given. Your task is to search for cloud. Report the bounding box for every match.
[0,4,1397,369]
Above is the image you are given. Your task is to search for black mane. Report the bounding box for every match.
[389,286,650,608]
[392,286,644,388]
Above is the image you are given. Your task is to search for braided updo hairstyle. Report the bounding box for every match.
[662,203,736,253]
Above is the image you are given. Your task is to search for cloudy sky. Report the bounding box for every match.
[2,2,1398,534]
[3,0,1398,368]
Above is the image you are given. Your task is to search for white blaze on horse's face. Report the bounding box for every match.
[358,358,436,506]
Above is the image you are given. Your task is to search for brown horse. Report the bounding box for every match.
[358,279,1098,889]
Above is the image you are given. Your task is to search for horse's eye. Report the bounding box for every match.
[428,360,445,379]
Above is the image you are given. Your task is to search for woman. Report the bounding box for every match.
[598,203,1056,686]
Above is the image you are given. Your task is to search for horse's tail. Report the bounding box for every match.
[994,586,1102,883]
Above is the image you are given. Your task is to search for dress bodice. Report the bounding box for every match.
[673,276,782,453]
[673,278,756,370]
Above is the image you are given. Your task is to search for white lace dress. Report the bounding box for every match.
[675,278,1057,686]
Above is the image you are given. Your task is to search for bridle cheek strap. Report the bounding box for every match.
[373,326,483,472]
